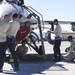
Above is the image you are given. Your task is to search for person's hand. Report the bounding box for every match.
[47,30,51,33]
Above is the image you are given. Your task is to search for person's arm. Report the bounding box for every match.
[69,43,74,53]
[47,29,55,33]
[26,46,28,52]
[16,47,20,53]
[49,30,54,33]
[48,26,58,34]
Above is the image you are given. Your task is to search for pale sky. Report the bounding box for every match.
[25,0,75,21]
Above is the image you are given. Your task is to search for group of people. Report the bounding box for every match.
[0,13,75,72]
[0,13,21,72]
[49,19,75,62]
[0,13,28,72]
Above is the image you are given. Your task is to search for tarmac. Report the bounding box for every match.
[0,41,75,75]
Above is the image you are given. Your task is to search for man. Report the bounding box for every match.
[64,36,75,62]
[7,13,20,71]
[0,14,10,72]
[16,40,28,61]
[49,19,62,61]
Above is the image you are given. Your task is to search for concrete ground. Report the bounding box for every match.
[1,41,75,75]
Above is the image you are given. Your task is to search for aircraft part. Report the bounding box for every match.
[46,32,55,45]
[16,26,30,41]
[0,1,37,24]
[30,31,39,43]
[0,2,23,18]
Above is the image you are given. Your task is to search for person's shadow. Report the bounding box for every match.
[3,54,68,75]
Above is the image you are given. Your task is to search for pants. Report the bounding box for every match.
[17,53,26,61]
[0,42,7,69]
[64,51,75,61]
[53,39,61,60]
[7,37,19,68]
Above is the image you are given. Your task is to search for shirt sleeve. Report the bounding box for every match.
[69,43,75,52]
[54,26,58,33]
[50,26,58,33]
[16,46,20,53]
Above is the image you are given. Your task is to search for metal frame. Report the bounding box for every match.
[22,5,46,59]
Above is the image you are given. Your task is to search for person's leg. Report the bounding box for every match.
[53,40,58,59]
[9,42,19,68]
[55,40,61,60]
[7,38,19,69]
[0,42,7,70]
[64,52,74,62]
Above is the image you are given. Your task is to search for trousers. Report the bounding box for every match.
[0,42,7,69]
[7,37,19,68]
[53,38,61,60]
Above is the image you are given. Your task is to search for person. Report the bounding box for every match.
[0,14,10,72]
[6,13,20,71]
[49,19,62,61]
[16,40,28,61]
[64,36,75,62]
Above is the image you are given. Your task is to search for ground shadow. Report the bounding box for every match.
[3,54,69,75]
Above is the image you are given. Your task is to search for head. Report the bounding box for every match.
[68,36,73,42]
[21,40,26,46]
[53,19,58,25]
[2,13,9,21]
[12,13,19,21]
[18,13,22,19]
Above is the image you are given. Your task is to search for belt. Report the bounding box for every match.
[7,35,15,38]
[55,36,61,40]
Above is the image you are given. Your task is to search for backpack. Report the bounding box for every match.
[16,26,30,41]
